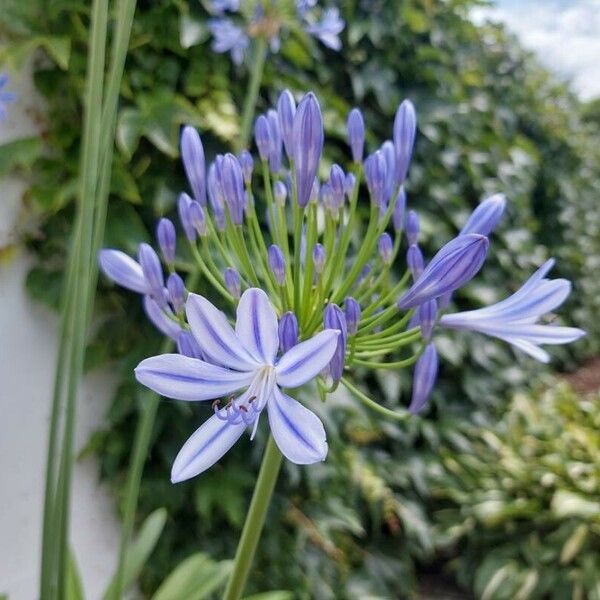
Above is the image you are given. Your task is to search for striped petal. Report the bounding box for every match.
[276,330,339,388]
[235,288,279,365]
[186,293,260,371]
[99,249,149,294]
[268,387,327,464]
[143,296,181,341]
[135,354,253,401]
[171,416,246,482]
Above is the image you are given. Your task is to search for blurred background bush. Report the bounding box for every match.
[1,0,599,597]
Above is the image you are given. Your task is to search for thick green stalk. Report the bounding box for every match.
[223,436,283,600]
[236,37,268,152]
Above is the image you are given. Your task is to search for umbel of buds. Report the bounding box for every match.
[99,90,584,481]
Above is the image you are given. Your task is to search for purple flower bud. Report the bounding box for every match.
[180,126,206,206]
[268,244,286,285]
[273,180,287,206]
[381,140,396,201]
[167,272,186,313]
[323,303,347,384]
[398,234,489,309]
[309,178,320,204]
[347,108,365,163]
[224,267,241,299]
[392,187,406,232]
[405,210,420,246]
[278,311,298,354]
[277,89,296,159]
[344,173,356,197]
[177,193,197,242]
[156,218,176,264]
[138,243,164,296]
[312,243,326,274]
[409,343,438,414]
[207,163,226,231]
[378,232,393,265]
[407,244,424,280]
[344,296,361,335]
[255,115,271,161]
[357,263,372,285]
[364,151,387,207]
[393,99,417,185]
[418,299,437,340]
[239,150,254,185]
[460,193,506,236]
[143,296,181,340]
[177,331,204,359]
[320,181,334,211]
[329,164,345,206]
[292,92,323,208]
[188,200,206,236]
[267,109,283,173]
[220,153,245,225]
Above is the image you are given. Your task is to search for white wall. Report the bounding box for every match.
[0,61,122,599]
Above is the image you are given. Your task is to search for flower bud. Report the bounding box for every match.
[224,267,241,299]
[98,249,149,294]
[138,243,164,297]
[167,272,186,313]
[407,244,424,279]
[460,193,506,236]
[207,163,226,231]
[381,140,396,202]
[220,153,245,225]
[292,92,323,208]
[393,99,417,185]
[323,303,347,384]
[239,149,254,185]
[156,218,176,264]
[347,108,365,163]
[344,172,356,197]
[268,244,286,285]
[177,192,196,242]
[398,234,489,309]
[344,297,361,335]
[309,178,320,204]
[357,263,372,285]
[177,331,204,360]
[409,343,438,414]
[267,109,283,173]
[378,232,393,265]
[364,150,387,207]
[418,298,437,340]
[255,115,271,161]
[180,125,206,206]
[277,89,296,159]
[312,243,326,274]
[143,296,181,340]
[392,187,406,232]
[188,200,206,237]
[405,210,420,245]
[273,180,287,206]
[278,311,299,354]
[329,164,345,206]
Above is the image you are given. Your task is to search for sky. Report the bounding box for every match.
[472,0,600,100]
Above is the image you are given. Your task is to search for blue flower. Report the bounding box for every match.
[208,17,250,65]
[135,288,340,481]
[303,7,345,51]
[0,73,17,120]
[440,259,585,362]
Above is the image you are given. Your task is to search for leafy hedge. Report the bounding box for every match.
[2,0,599,596]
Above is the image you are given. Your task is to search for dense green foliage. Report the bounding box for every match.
[2,0,599,597]
[429,382,600,600]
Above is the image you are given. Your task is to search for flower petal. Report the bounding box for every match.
[99,249,149,294]
[171,415,246,482]
[143,296,181,341]
[235,288,279,364]
[268,387,327,464]
[135,354,253,401]
[186,292,260,371]
[500,338,551,363]
[275,330,339,388]
[409,343,438,414]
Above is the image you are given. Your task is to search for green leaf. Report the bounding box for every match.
[0,137,44,177]
[0,36,70,70]
[243,593,294,600]
[103,508,167,599]
[151,553,232,600]
[66,550,85,600]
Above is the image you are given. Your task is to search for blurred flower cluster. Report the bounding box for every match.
[99,89,584,482]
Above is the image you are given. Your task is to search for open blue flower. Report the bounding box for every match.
[440,259,585,362]
[135,288,339,482]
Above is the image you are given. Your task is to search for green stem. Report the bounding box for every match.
[340,377,410,421]
[223,435,283,600]
[236,37,268,152]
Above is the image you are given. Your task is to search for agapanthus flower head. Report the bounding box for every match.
[0,73,17,120]
[303,7,344,50]
[100,89,583,481]
[208,17,249,65]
